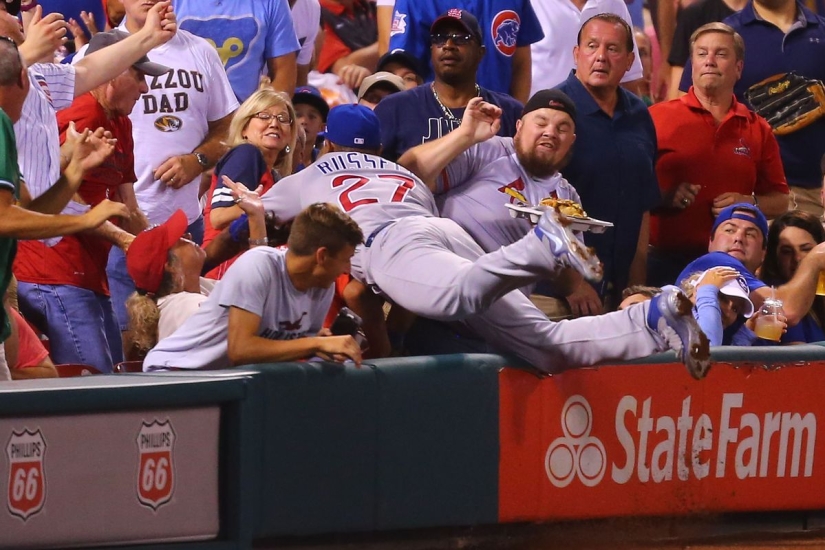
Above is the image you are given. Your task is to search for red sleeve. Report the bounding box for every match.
[754,117,790,196]
[9,309,49,370]
[317,24,353,73]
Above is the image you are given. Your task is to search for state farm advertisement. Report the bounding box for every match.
[499,363,823,521]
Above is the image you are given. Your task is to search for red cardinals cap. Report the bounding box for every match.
[431,8,483,43]
[126,210,188,294]
[522,89,577,124]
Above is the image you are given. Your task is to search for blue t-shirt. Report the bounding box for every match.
[555,71,661,298]
[176,0,300,101]
[387,0,544,95]
[680,1,825,188]
[374,83,523,162]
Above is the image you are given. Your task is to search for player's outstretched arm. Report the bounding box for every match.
[227,307,362,367]
[398,97,501,190]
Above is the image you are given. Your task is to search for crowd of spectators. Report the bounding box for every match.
[1,0,825,379]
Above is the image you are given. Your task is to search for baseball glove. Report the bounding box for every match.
[745,72,825,135]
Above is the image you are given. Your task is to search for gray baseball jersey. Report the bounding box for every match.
[144,247,333,370]
[436,136,581,254]
[261,151,670,373]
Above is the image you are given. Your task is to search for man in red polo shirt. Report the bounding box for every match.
[648,22,789,287]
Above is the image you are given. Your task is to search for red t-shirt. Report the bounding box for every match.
[9,308,49,370]
[13,93,136,295]
[650,87,788,254]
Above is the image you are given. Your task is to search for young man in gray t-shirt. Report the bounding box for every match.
[144,203,364,370]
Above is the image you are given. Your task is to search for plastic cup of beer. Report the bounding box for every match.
[817,271,825,296]
[754,298,784,342]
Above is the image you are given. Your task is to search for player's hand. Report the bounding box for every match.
[664,181,701,210]
[20,6,67,64]
[712,192,753,217]
[564,280,603,317]
[336,64,370,90]
[461,97,502,144]
[695,266,739,289]
[224,178,265,218]
[141,0,176,47]
[83,199,130,229]
[317,334,362,367]
[154,154,200,189]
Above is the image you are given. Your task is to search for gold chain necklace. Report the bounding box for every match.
[431,83,481,122]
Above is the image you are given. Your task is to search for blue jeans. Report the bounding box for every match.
[18,283,123,373]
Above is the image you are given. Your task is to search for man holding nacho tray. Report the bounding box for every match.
[399,89,605,318]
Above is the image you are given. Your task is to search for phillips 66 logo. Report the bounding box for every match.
[136,419,176,510]
[6,428,46,521]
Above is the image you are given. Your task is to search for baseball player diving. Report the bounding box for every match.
[224,103,711,378]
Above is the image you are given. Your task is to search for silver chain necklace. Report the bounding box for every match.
[431,83,481,122]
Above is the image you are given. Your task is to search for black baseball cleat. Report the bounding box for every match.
[652,286,711,380]
[534,206,603,282]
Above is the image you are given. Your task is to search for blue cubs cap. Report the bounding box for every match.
[431,8,483,43]
[711,203,769,246]
[325,104,381,150]
[292,85,329,122]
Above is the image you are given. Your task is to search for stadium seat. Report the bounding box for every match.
[54,364,103,377]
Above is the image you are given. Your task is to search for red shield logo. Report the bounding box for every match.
[136,419,176,510]
[6,428,46,521]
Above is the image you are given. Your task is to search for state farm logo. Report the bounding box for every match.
[544,393,817,488]
[136,419,175,511]
[545,396,606,487]
[6,428,46,521]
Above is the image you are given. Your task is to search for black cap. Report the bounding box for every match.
[431,8,483,43]
[377,50,423,79]
[292,85,330,122]
[87,30,171,77]
[522,89,577,123]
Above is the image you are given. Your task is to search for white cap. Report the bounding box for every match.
[357,72,406,101]
[694,270,754,318]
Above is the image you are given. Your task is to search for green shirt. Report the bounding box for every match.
[0,108,20,342]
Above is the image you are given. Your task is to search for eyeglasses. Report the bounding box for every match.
[252,112,293,125]
[430,33,474,47]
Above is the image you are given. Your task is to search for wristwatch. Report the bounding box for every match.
[193,152,208,169]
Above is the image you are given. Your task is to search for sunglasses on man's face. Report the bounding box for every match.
[430,33,474,47]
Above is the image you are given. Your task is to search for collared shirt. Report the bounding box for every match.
[650,87,788,254]
[680,0,825,187]
[556,70,660,296]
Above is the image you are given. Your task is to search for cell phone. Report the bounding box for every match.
[330,307,363,336]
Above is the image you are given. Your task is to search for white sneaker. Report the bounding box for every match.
[534,207,603,282]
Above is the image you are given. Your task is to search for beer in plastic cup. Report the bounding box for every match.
[816,271,825,296]
[755,297,784,342]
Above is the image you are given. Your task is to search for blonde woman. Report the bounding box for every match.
[202,80,298,278]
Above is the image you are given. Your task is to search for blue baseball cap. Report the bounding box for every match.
[711,203,769,246]
[292,85,329,122]
[325,104,381,150]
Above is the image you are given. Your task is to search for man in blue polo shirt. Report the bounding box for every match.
[680,203,825,327]
[555,13,660,309]
[680,0,825,217]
